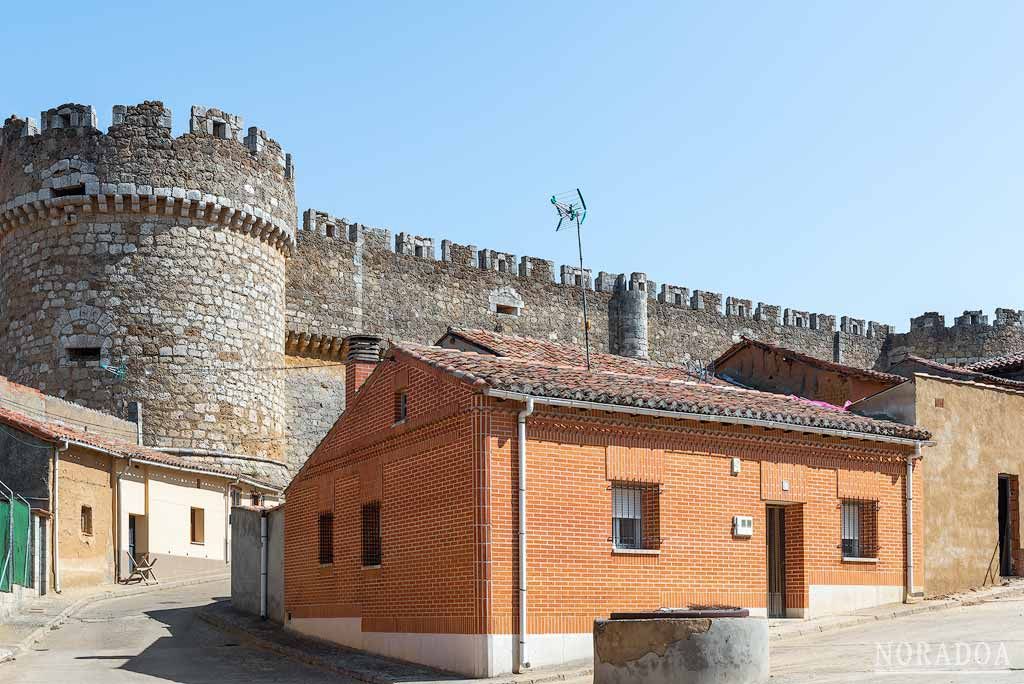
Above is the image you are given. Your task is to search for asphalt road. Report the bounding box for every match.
[4,578,1024,683]
[772,595,1024,683]
[0,580,347,684]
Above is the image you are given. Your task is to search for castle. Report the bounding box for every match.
[2,100,1022,485]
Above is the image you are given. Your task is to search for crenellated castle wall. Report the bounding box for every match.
[4,100,1023,483]
[284,208,891,371]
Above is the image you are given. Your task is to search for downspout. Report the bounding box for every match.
[53,438,69,593]
[515,397,534,673]
[115,457,132,582]
[905,442,922,602]
[260,510,268,619]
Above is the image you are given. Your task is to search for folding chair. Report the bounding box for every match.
[125,553,159,585]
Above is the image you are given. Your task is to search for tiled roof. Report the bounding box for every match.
[893,356,1024,391]
[964,352,1024,374]
[441,328,724,384]
[715,338,906,385]
[0,403,241,479]
[396,342,931,442]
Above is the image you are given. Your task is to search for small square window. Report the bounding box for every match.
[213,121,228,139]
[81,505,93,536]
[68,347,101,363]
[318,512,334,565]
[841,500,877,559]
[362,502,382,566]
[190,507,205,544]
[612,483,660,550]
[394,391,408,423]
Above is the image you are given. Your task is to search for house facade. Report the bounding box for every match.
[856,357,1024,596]
[0,377,279,591]
[284,331,928,676]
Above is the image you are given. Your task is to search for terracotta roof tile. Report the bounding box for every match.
[895,356,1024,391]
[0,403,241,479]
[396,341,930,442]
[964,352,1024,374]
[441,328,723,384]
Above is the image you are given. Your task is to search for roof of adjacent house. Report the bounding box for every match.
[439,328,724,384]
[395,341,931,442]
[0,396,273,487]
[714,337,907,386]
[964,351,1024,374]
[890,355,1024,391]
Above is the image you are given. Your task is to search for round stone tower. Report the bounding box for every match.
[609,272,650,359]
[0,101,296,483]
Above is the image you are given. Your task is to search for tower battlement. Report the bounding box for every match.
[0,100,296,252]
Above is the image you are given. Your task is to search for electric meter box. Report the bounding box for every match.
[732,515,754,537]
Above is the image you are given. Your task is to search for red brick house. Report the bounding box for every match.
[283,330,930,676]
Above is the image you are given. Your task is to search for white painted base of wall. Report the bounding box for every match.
[288,618,594,676]
[807,584,904,619]
[290,608,768,676]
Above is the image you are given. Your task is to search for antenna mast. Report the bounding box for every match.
[550,188,591,370]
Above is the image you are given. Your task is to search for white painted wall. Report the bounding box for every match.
[144,469,229,562]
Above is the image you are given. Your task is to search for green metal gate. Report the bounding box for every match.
[0,484,32,592]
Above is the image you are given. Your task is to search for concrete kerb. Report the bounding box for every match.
[770,581,1024,642]
[0,571,229,664]
[197,605,593,684]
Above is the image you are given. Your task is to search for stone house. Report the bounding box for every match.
[714,337,905,405]
[0,376,279,591]
[855,355,1024,596]
[282,331,928,676]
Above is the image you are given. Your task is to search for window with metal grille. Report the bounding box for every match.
[394,391,408,423]
[841,499,878,558]
[318,512,334,565]
[251,491,263,507]
[612,483,661,550]
[81,505,93,535]
[361,502,382,566]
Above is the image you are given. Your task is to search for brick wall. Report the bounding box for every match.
[284,353,921,639]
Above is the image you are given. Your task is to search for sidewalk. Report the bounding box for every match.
[769,577,1024,641]
[199,601,593,684]
[0,569,229,663]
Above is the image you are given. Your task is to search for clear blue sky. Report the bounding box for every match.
[4,1,1022,330]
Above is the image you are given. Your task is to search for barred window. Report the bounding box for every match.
[612,483,661,550]
[318,512,334,565]
[362,502,382,566]
[841,500,878,559]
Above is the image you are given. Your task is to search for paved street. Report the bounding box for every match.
[4,578,1024,683]
[773,596,1024,683]
[0,580,347,684]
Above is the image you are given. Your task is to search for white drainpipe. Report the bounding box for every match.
[515,397,534,673]
[53,439,69,593]
[260,511,269,619]
[906,442,923,601]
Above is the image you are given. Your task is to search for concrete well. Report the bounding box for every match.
[593,611,769,684]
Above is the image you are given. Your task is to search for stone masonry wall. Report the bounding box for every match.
[285,209,888,371]
[0,101,295,482]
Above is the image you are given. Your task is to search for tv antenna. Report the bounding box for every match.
[551,189,591,370]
